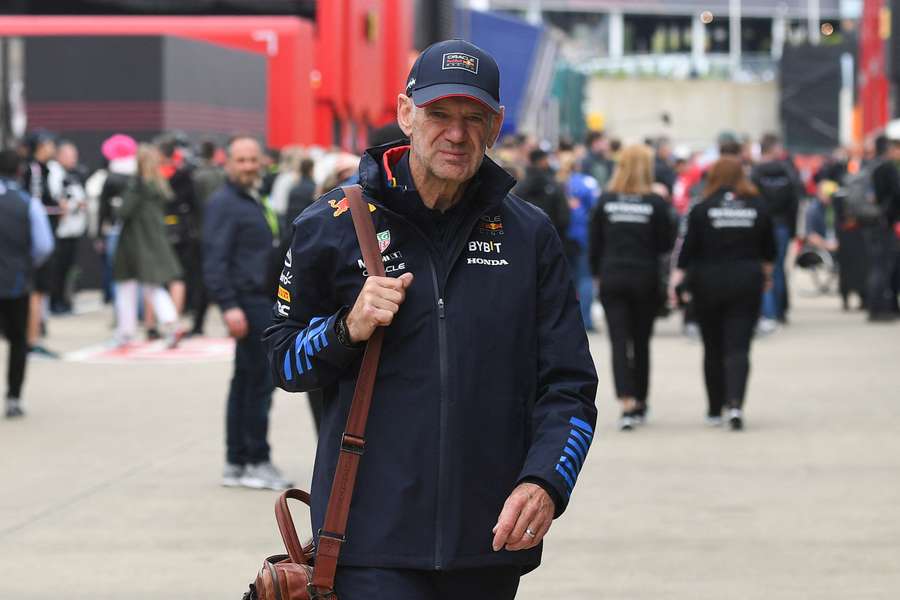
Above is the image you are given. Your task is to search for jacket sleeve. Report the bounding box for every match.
[516,220,599,517]
[28,196,55,265]
[263,208,364,393]
[758,204,777,263]
[202,195,239,311]
[588,199,605,276]
[654,196,676,255]
[677,206,701,269]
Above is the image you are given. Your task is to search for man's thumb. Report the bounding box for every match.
[399,272,414,288]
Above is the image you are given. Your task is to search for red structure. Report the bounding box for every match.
[314,0,414,149]
[0,8,414,149]
[858,0,890,139]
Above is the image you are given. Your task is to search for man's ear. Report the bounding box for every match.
[397,94,415,138]
[486,106,505,149]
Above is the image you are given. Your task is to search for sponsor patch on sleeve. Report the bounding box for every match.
[277,286,291,303]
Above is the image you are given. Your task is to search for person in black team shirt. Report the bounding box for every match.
[674,157,776,430]
[590,145,674,431]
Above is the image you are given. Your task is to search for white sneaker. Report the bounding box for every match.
[727,408,744,431]
[222,463,244,487]
[756,318,777,335]
[5,397,24,418]
[240,461,293,490]
[705,415,723,427]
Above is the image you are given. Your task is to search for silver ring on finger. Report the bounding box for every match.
[525,527,537,539]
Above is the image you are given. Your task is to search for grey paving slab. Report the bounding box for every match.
[0,287,898,599]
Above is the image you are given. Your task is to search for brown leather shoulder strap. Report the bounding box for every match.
[311,185,386,593]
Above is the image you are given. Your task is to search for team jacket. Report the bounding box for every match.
[263,141,598,572]
[589,192,674,276]
[678,189,776,270]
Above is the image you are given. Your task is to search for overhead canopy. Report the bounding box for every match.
[0,0,316,16]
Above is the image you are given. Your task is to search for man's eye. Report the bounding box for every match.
[466,115,484,123]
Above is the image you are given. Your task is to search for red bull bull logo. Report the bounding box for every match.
[328,197,377,218]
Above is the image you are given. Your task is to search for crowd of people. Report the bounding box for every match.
[2,117,898,439]
[491,125,900,431]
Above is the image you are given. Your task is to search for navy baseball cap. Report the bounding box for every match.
[406,39,501,114]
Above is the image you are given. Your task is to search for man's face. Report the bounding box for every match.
[399,96,503,186]
[226,138,262,190]
[889,141,900,161]
[57,144,78,171]
[35,140,56,163]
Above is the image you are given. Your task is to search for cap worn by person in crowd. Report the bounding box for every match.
[406,39,501,114]
[885,119,900,142]
[102,134,138,161]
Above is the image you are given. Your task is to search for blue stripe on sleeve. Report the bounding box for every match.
[283,349,293,381]
[293,315,335,376]
[555,464,574,493]
[566,438,586,463]
[563,445,584,472]
[569,429,591,453]
[569,416,594,437]
[558,456,578,482]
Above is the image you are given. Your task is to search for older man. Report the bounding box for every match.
[204,136,291,491]
[265,40,597,599]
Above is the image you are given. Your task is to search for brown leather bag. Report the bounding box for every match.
[242,186,386,600]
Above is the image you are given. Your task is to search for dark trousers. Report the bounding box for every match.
[864,224,899,317]
[334,566,521,600]
[694,274,762,415]
[0,296,29,399]
[226,296,274,466]
[50,237,79,311]
[599,269,658,403]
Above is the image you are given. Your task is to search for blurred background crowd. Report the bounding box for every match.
[1,0,899,414]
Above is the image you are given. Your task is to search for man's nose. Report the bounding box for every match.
[444,119,467,144]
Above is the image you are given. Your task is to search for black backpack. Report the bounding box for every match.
[753,162,797,217]
[841,161,885,225]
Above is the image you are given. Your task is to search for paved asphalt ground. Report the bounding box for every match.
[1,281,898,599]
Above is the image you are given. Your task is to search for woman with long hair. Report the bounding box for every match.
[673,156,776,430]
[112,144,184,347]
[590,144,674,430]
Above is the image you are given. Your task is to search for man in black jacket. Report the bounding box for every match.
[203,136,292,491]
[870,129,900,320]
[751,133,801,326]
[264,40,597,599]
[514,148,570,242]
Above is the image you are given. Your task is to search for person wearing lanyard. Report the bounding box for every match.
[203,135,291,491]
[673,157,776,430]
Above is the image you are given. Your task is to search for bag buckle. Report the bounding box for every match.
[307,583,337,600]
[340,433,365,456]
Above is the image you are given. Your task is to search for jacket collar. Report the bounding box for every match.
[225,179,258,202]
[358,139,517,213]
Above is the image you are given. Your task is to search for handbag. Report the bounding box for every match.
[242,185,386,600]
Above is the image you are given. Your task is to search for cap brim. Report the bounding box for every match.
[412,83,500,114]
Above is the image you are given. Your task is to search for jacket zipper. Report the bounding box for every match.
[366,196,498,570]
[431,267,448,569]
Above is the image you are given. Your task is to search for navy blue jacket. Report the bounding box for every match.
[203,180,278,310]
[264,141,598,572]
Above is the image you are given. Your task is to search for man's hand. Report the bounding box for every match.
[223,307,248,339]
[345,273,414,343]
[491,482,555,552]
